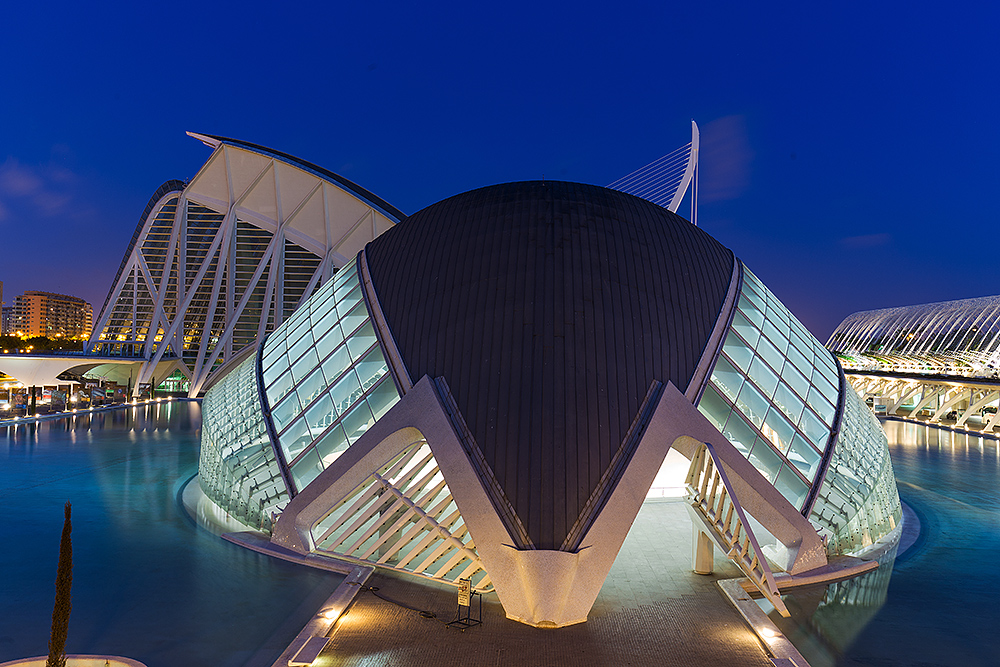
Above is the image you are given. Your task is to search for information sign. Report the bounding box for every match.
[458,578,472,607]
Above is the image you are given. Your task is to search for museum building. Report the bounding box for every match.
[198,178,901,627]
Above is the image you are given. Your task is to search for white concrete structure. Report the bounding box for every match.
[87,134,402,397]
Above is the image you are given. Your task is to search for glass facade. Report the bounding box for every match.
[696,265,841,510]
[808,386,902,554]
[260,259,401,493]
[199,354,288,531]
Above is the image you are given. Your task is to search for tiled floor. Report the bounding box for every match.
[314,499,773,666]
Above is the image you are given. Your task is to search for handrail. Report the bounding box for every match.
[685,442,789,617]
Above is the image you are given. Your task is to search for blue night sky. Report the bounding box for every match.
[1,1,997,340]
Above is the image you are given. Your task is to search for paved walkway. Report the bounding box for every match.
[313,498,773,666]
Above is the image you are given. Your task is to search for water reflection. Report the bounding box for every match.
[766,419,1000,666]
[0,402,343,667]
[768,545,897,667]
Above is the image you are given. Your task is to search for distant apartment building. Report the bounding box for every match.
[11,291,93,339]
[1,306,12,336]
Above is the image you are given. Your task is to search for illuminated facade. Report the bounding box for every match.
[828,295,1000,376]
[10,291,93,339]
[88,134,403,396]
[829,296,1000,429]
[200,181,900,627]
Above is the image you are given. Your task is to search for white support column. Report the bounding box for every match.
[692,526,714,575]
[956,390,999,427]
[888,382,923,414]
[931,388,972,421]
[908,385,947,418]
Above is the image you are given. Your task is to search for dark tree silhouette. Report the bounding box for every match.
[47,502,72,667]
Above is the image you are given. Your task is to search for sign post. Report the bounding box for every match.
[447,578,481,629]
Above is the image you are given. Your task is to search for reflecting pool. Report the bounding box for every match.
[769,419,1000,666]
[0,402,343,667]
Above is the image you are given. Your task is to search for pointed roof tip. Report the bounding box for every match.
[186,131,221,149]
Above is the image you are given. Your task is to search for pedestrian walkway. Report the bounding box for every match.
[314,498,774,666]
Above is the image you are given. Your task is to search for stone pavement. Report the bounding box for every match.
[312,498,773,667]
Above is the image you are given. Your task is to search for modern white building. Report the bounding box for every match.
[199,179,901,628]
[86,133,403,395]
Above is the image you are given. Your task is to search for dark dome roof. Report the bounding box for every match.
[366,181,734,550]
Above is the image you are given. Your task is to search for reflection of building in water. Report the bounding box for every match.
[775,544,898,667]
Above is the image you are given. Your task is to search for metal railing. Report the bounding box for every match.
[686,441,789,617]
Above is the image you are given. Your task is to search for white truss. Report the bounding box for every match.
[88,135,400,397]
[607,120,700,224]
[309,439,493,591]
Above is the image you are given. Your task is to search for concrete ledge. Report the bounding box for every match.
[0,656,146,667]
[223,531,363,576]
[881,415,1000,441]
[739,557,878,596]
[718,579,811,667]
[267,565,374,667]
[0,398,200,427]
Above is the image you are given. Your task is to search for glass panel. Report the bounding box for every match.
[356,348,389,392]
[322,344,352,386]
[334,263,358,294]
[710,356,744,403]
[762,319,788,354]
[807,387,836,425]
[340,301,368,337]
[763,407,796,454]
[263,334,285,361]
[787,434,822,480]
[266,368,295,405]
[342,401,376,444]
[270,392,301,431]
[697,385,731,431]
[331,369,362,415]
[312,302,341,340]
[305,393,336,435]
[773,382,805,424]
[748,356,779,399]
[744,285,766,312]
[347,321,378,360]
[788,332,813,368]
[367,377,400,420]
[730,310,760,348]
[816,373,840,406]
[738,294,765,328]
[766,300,790,325]
[280,417,313,461]
[287,326,313,362]
[262,343,285,373]
[290,449,324,492]
[723,331,754,373]
[291,349,319,383]
[296,367,328,407]
[314,323,344,362]
[262,353,287,388]
[722,411,756,455]
[289,315,312,345]
[337,284,363,313]
[755,335,785,374]
[748,438,782,483]
[774,465,809,509]
[781,362,811,399]
[735,381,769,429]
[315,425,349,467]
[800,408,829,448]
